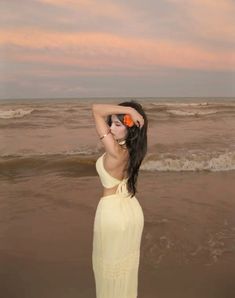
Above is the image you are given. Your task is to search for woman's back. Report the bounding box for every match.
[96,150,129,197]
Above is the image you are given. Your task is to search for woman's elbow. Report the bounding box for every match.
[92,104,104,117]
[91,104,96,114]
[92,104,98,113]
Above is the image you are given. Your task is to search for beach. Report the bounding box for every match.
[1,97,235,297]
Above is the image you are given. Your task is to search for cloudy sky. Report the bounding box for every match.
[1,0,235,99]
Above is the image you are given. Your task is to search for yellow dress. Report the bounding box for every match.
[92,152,144,298]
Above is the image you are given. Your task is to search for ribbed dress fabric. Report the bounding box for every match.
[92,152,144,298]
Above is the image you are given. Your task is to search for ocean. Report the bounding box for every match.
[1,97,235,176]
[1,97,235,298]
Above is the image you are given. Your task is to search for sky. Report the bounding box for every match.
[0,0,235,99]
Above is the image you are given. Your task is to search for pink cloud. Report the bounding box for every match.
[168,0,235,41]
[1,28,234,73]
[39,0,132,21]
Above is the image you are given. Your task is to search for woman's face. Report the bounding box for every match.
[110,115,127,141]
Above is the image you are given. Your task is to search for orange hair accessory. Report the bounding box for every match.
[123,114,134,127]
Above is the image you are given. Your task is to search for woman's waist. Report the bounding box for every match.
[99,193,143,211]
[100,193,134,200]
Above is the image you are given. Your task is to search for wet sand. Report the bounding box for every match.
[1,170,235,297]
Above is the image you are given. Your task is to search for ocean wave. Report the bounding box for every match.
[164,102,210,107]
[0,154,96,166]
[0,153,97,179]
[0,147,100,159]
[1,150,234,174]
[152,101,235,108]
[0,107,80,119]
[167,109,218,116]
[149,101,235,117]
[0,108,34,119]
[141,151,235,172]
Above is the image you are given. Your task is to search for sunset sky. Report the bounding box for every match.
[1,0,235,99]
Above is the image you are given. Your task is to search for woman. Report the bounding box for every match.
[92,100,148,298]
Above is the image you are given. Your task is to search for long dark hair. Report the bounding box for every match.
[106,100,148,198]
